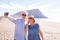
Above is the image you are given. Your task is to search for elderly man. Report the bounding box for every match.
[5,11,28,40]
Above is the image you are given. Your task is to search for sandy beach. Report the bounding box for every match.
[0,17,60,40]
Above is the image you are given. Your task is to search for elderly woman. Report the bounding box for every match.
[25,16,44,40]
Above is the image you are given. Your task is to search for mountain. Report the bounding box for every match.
[11,9,47,18]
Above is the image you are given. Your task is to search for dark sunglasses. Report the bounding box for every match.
[22,14,26,16]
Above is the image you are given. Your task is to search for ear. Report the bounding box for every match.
[33,20,35,22]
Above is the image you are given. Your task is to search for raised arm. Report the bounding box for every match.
[8,17,16,24]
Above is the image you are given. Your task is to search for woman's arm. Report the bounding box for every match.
[25,24,28,40]
[38,27,44,40]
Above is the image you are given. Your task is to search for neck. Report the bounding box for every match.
[30,22,35,26]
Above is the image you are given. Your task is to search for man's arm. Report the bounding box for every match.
[8,17,16,24]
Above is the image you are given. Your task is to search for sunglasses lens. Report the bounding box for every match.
[22,14,26,16]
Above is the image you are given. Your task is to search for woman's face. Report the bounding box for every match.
[28,18,34,24]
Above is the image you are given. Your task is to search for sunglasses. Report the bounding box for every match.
[22,14,26,16]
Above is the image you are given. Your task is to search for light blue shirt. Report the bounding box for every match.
[9,17,26,40]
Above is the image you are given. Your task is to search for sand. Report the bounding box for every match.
[0,17,60,40]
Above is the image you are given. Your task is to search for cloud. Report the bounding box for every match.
[0,2,25,11]
[9,2,25,10]
[0,4,10,9]
[0,2,30,16]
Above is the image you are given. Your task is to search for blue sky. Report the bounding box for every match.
[0,0,60,22]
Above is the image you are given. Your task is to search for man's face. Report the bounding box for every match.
[22,13,26,19]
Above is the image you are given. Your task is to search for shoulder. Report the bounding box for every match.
[34,23,40,28]
[35,23,39,26]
